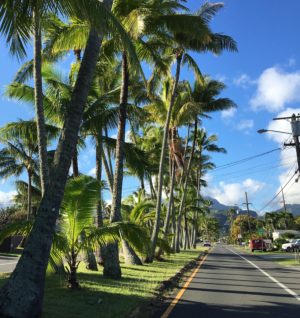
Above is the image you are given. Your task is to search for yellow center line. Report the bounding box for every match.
[161,248,212,318]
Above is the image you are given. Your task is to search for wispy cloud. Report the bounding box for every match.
[221,108,237,119]
[233,73,255,88]
[265,108,300,205]
[236,119,254,131]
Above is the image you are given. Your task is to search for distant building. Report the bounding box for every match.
[272,230,300,240]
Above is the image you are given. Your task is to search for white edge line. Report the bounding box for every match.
[227,247,300,302]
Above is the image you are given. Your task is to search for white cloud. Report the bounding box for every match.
[215,74,228,83]
[203,178,265,206]
[88,167,96,177]
[0,190,16,203]
[233,73,255,88]
[221,108,236,119]
[250,67,300,112]
[237,119,254,131]
[264,108,300,205]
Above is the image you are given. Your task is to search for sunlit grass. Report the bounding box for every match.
[275,258,300,267]
[0,248,205,318]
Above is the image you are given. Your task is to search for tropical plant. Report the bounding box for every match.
[0,120,58,220]
[149,3,237,261]
[0,1,121,316]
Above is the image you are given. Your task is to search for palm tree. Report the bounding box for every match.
[0,1,123,315]
[0,121,58,220]
[55,175,148,288]
[0,0,75,194]
[0,175,149,289]
[149,3,237,261]
[173,77,235,252]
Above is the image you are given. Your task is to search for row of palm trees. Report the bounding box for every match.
[0,1,237,316]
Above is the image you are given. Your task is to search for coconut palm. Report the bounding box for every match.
[54,175,149,288]
[149,3,237,261]
[0,1,140,315]
[174,77,235,252]
[0,175,150,289]
[0,121,58,220]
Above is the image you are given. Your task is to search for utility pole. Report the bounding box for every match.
[243,192,252,239]
[280,186,287,212]
[274,114,300,173]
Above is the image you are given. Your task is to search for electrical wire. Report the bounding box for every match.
[212,156,295,181]
[258,170,298,213]
[214,148,281,171]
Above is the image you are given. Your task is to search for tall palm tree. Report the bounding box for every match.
[149,3,237,261]
[0,121,58,220]
[174,77,235,252]
[1,0,75,194]
[0,1,129,315]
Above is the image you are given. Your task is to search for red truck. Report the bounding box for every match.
[249,239,267,252]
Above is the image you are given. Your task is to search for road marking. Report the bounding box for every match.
[161,249,211,318]
[228,248,300,302]
[0,261,18,266]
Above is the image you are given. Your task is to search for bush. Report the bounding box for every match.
[273,238,289,250]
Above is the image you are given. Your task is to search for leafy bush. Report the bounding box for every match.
[273,238,289,249]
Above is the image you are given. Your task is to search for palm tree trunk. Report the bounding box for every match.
[72,147,79,177]
[102,150,114,193]
[156,160,175,258]
[27,171,32,221]
[175,119,197,252]
[96,132,105,265]
[149,53,183,262]
[179,122,190,185]
[33,10,49,195]
[105,127,114,176]
[149,175,156,200]
[103,51,129,278]
[96,132,103,227]
[0,19,111,316]
[122,239,142,265]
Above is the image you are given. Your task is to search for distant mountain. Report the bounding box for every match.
[275,204,300,216]
[206,197,258,229]
[207,197,258,217]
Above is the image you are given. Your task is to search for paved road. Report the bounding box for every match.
[0,255,18,273]
[159,245,300,318]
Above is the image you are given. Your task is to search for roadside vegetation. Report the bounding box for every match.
[0,248,205,318]
[0,1,236,316]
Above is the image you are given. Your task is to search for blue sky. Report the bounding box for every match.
[1,0,300,213]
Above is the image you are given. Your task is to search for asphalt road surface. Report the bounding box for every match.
[0,255,18,273]
[159,245,300,318]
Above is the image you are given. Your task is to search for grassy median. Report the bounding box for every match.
[0,248,205,318]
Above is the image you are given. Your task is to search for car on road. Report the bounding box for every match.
[249,239,267,252]
[282,239,300,252]
[203,241,211,247]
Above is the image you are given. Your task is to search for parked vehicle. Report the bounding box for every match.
[203,241,211,247]
[281,239,300,252]
[249,239,267,252]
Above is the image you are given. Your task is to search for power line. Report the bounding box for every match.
[212,157,295,181]
[214,148,281,171]
[258,171,298,213]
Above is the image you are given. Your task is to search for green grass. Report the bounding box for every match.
[0,248,205,318]
[233,245,300,268]
[275,258,300,267]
